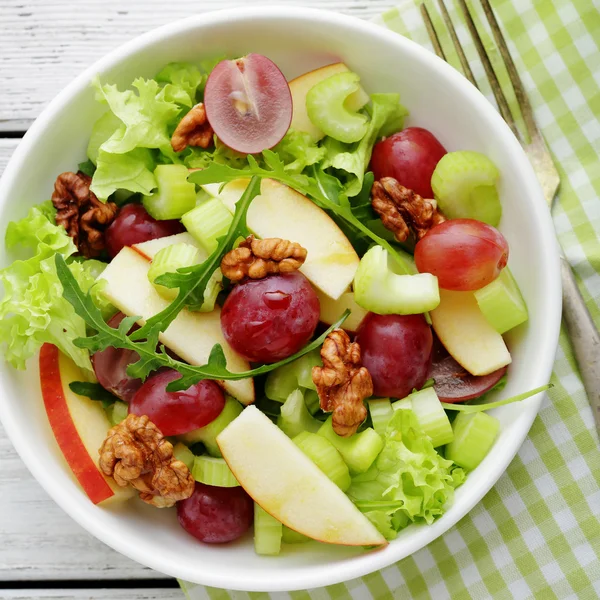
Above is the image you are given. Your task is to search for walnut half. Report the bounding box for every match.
[371,177,446,243]
[221,235,307,282]
[312,330,373,437]
[99,414,194,508]
[52,171,118,258]
[171,103,214,152]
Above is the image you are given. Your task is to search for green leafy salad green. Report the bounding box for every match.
[0,55,546,552]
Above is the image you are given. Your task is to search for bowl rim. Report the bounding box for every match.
[0,4,562,592]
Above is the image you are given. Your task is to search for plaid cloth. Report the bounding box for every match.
[181,0,600,597]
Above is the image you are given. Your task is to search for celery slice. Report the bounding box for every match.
[391,389,453,447]
[182,196,233,254]
[317,418,383,474]
[306,72,369,143]
[282,525,310,544]
[264,349,322,402]
[143,164,197,220]
[354,245,440,315]
[147,242,200,301]
[293,431,351,491]
[445,412,500,470]
[192,455,239,487]
[368,398,393,435]
[431,151,501,226]
[474,268,528,334]
[196,268,223,313]
[172,442,195,471]
[277,389,321,438]
[108,401,128,426]
[178,396,243,456]
[304,389,321,415]
[254,504,283,555]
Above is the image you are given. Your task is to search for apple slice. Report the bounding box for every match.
[132,232,205,262]
[200,178,359,300]
[217,406,387,546]
[98,247,254,404]
[315,288,368,333]
[40,343,135,505]
[289,63,370,141]
[430,289,511,376]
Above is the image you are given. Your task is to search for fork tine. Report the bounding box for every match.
[479,0,539,142]
[436,0,478,87]
[420,4,447,61]
[455,0,520,141]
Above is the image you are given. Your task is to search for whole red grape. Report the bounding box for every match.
[220,272,320,363]
[129,369,225,436]
[356,313,433,399]
[105,204,184,258]
[415,219,509,291]
[371,127,447,198]
[177,483,253,544]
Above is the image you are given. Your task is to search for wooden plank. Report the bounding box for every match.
[0,139,19,175]
[0,429,163,581]
[0,0,395,129]
[0,590,184,600]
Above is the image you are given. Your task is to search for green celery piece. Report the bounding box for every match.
[282,525,311,544]
[403,388,454,448]
[317,418,383,474]
[293,431,351,491]
[474,268,528,334]
[179,396,243,457]
[306,72,369,143]
[431,150,501,226]
[192,455,239,487]
[277,389,321,438]
[354,245,440,314]
[254,504,283,556]
[182,197,233,254]
[445,411,500,470]
[147,243,200,301]
[264,349,321,402]
[368,398,393,435]
[143,164,197,220]
[172,442,195,471]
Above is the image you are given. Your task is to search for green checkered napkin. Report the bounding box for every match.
[181,1,600,597]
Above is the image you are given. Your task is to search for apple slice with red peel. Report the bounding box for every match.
[429,334,507,403]
[204,54,292,154]
[40,343,135,505]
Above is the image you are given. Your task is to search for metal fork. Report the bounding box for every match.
[421,0,600,432]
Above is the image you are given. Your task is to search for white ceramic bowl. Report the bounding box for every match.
[0,6,561,592]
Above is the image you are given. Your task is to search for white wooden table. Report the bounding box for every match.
[0,1,397,597]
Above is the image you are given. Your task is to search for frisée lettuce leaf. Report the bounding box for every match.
[0,205,100,372]
[348,409,465,540]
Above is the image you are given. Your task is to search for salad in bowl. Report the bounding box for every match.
[0,51,549,556]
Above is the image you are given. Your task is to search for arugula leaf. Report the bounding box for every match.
[55,246,349,390]
[69,381,118,404]
[189,152,413,269]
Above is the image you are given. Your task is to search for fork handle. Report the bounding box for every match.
[560,255,600,432]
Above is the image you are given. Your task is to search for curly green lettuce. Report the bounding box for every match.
[0,205,109,373]
[348,409,465,540]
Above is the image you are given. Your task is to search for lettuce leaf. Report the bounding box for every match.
[155,62,203,107]
[347,409,465,540]
[0,206,97,372]
[323,93,408,197]
[272,129,327,174]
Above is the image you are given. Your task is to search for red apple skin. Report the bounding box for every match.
[39,343,115,505]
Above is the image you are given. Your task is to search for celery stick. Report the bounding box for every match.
[317,418,383,474]
[282,525,310,544]
[392,397,412,412]
[293,431,351,491]
[304,389,321,415]
[178,396,243,456]
[143,164,197,220]
[354,245,440,315]
[147,242,200,301]
[474,268,528,334]
[254,504,282,555]
[192,456,239,487]
[264,350,321,402]
[182,196,233,254]
[277,389,321,438]
[445,412,500,470]
[172,442,195,471]
[108,401,128,426]
[368,398,393,435]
